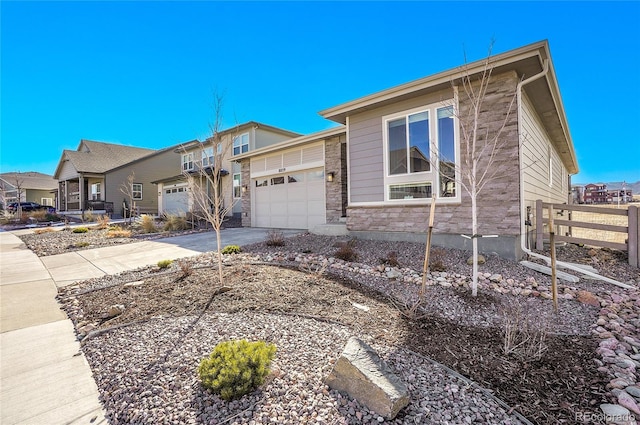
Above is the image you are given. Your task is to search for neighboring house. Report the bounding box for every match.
[105,141,192,218]
[152,122,301,217]
[54,140,155,216]
[608,188,632,204]
[234,126,347,230]
[0,172,58,209]
[311,40,577,259]
[584,183,609,204]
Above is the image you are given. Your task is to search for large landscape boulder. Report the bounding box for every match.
[325,337,409,419]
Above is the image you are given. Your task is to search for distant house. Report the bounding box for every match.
[104,141,191,218]
[0,172,58,209]
[54,140,155,217]
[152,122,300,217]
[608,188,633,204]
[583,183,609,204]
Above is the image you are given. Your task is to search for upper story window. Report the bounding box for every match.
[233,133,249,156]
[383,103,458,202]
[182,153,194,171]
[132,183,143,200]
[202,147,214,167]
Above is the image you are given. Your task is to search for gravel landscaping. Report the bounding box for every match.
[43,230,640,424]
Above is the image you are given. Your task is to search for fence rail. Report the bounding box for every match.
[535,200,639,267]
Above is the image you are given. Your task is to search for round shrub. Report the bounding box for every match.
[157,259,173,269]
[198,340,276,401]
[72,227,89,233]
[221,245,241,254]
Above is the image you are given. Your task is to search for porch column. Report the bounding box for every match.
[79,175,84,211]
[64,181,68,211]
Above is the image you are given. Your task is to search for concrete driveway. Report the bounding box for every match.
[41,227,302,287]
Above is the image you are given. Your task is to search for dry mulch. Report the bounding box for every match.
[59,257,608,424]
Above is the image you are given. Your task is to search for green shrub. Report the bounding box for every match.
[72,227,89,233]
[222,245,241,254]
[198,340,276,401]
[157,259,173,269]
[74,241,90,247]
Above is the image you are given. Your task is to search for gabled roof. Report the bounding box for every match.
[320,40,578,174]
[54,140,155,178]
[0,172,57,190]
[200,121,301,145]
[107,139,198,173]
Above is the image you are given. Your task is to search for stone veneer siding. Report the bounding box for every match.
[347,71,522,238]
[240,160,251,227]
[324,135,347,223]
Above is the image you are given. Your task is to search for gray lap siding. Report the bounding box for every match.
[346,72,522,237]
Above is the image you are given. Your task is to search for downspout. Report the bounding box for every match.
[517,59,633,289]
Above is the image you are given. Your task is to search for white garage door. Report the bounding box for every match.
[254,168,326,229]
[163,185,189,216]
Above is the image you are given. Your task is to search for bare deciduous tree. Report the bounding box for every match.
[119,172,136,224]
[184,94,238,286]
[436,44,520,296]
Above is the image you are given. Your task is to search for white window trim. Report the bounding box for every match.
[90,182,101,201]
[232,133,250,156]
[132,183,143,201]
[202,147,214,167]
[382,101,461,204]
[182,153,194,171]
[233,173,241,199]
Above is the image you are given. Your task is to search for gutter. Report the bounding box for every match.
[516,59,633,290]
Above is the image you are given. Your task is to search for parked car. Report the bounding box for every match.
[7,202,45,213]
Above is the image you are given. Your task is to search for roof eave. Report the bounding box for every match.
[232,126,346,160]
[320,41,548,124]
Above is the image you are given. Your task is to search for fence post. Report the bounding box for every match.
[629,205,639,268]
[536,199,544,251]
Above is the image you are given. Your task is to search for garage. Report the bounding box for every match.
[251,143,327,229]
[162,183,189,216]
[254,168,326,229]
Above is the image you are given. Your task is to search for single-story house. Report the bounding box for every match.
[54,139,156,217]
[0,172,58,209]
[237,40,578,260]
[152,122,301,217]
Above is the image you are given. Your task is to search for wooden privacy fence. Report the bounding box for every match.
[535,200,640,267]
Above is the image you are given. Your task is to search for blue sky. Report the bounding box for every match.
[2,1,639,184]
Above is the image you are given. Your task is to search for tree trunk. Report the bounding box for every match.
[471,188,479,297]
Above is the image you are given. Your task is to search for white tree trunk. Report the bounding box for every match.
[471,180,479,297]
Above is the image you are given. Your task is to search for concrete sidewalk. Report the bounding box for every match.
[1,227,300,423]
[0,232,107,424]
